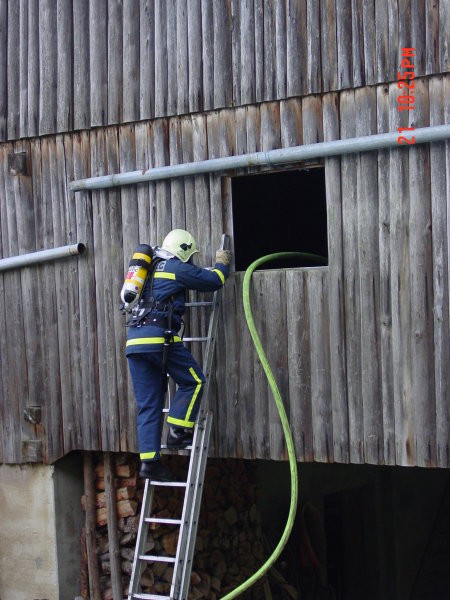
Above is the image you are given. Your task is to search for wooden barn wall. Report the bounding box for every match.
[1,0,450,142]
[0,75,449,467]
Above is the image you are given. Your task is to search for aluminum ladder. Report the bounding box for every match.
[128,234,229,600]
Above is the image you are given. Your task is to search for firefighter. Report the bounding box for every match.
[126,229,231,481]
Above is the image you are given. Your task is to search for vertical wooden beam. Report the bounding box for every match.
[104,452,123,600]
[83,452,101,600]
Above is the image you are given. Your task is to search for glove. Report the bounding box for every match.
[215,249,232,266]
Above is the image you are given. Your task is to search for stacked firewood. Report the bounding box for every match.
[82,454,274,599]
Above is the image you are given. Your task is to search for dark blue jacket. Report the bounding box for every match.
[126,257,229,355]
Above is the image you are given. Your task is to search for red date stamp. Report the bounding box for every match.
[397,48,416,145]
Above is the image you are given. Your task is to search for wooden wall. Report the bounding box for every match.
[0,75,449,467]
[1,0,449,141]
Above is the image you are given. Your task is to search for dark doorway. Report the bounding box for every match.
[231,167,328,271]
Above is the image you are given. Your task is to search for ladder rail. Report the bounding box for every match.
[171,414,213,600]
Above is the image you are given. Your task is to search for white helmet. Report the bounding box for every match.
[161,229,199,262]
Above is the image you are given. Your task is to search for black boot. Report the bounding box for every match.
[166,426,194,449]
[139,459,174,482]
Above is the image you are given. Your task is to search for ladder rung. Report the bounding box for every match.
[131,593,170,599]
[151,480,187,487]
[145,517,182,525]
[160,443,192,450]
[139,554,176,563]
[185,301,214,307]
[183,337,209,342]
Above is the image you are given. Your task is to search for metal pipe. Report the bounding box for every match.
[69,124,450,191]
[0,242,86,272]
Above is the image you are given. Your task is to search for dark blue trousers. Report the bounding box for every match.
[127,345,205,461]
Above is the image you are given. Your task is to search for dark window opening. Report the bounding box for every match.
[231,167,328,271]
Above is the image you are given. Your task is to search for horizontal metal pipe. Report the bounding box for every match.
[68,124,450,191]
[0,243,86,272]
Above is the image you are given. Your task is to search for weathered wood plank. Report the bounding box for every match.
[340,89,363,463]
[206,113,226,258]
[7,0,20,139]
[320,0,337,92]
[201,0,214,111]
[188,0,203,112]
[280,98,303,149]
[375,0,389,83]
[11,140,42,458]
[73,131,101,451]
[139,0,155,120]
[231,0,241,106]
[445,74,450,467]
[307,269,333,462]
[192,115,211,253]
[387,0,399,82]
[286,0,306,96]
[108,0,123,124]
[73,0,90,130]
[0,0,6,139]
[275,0,287,98]
[336,0,353,88]
[388,81,414,466]
[440,0,450,72]
[410,0,426,75]
[260,102,281,150]
[154,0,168,117]
[56,0,73,132]
[429,76,450,468]
[166,0,178,116]
[91,130,120,451]
[176,0,189,115]
[104,127,129,452]
[118,124,141,453]
[26,0,39,136]
[89,0,108,127]
[218,273,240,457]
[425,0,440,75]
[240,0,256,106]
[355,86,383,465]
[37,138,64,462]
[362,0,376,84]
[302,94,323,144]
[57,134,84,455]
[408,79,436,468]
[263,0,276,100]
[135,122,152,241]
[153,119,171,243]
[19,0,29,137]
[123,0,140,122]
[323,91,349,463]
[235,268,254,459]
[286,270,314,462]
[0,146,23,462]
[376,84,395,465]
[351,0,365,87]
[39,0,58,135]
[266,271,290,460]
[398,0,412,73]
[254,0,264,102]
[168,119,186,231]
[213,0,233,108]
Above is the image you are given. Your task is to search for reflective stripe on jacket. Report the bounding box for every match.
[125,256,229,354]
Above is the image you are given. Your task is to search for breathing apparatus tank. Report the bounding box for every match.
[120,244,154,307]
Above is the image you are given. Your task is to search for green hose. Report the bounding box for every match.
[220,251,324,599]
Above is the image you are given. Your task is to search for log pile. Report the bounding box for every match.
[81,454,273,599]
